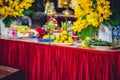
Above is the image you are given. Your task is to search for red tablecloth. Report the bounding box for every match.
[0,39,120,80]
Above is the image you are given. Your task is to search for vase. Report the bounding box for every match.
[0,18,9,36]
[98,23,112,43]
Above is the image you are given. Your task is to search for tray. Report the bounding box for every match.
[91,46,111,50]
[37,38,54,42]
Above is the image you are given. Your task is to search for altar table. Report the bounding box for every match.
[0,37,120,80]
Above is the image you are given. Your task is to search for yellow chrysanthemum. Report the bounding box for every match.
[0,0,34,18]
[72,0,112,33]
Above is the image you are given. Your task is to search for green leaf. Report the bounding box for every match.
[23,9,34,16]
[109,8,120,26]
[78,25,98,40]
[92,0,97,11]
[92,0,97,4]
[102,20,109,26]
[109,15,120,26]
[2,16,16,27]
[81,15,86,20]
[87,39,112,46]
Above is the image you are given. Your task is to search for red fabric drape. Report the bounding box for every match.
[0,39,120,80]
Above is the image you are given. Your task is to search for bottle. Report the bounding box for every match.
[67,21,72,30]
[67,21,72,35]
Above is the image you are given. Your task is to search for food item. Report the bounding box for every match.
[56,36,60,40]
[54,30,74,43]
[86,39,112,46]
[42,34,49,39]
[50,34,55,39]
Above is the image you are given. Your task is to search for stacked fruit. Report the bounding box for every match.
[54,30,74,43]
[42,34,56,39]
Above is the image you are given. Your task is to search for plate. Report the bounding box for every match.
[37,38,54,42]
[91,46,110,50]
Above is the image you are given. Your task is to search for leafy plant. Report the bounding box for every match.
[85,38,112,46]
[78,25,98,40]
[61,21,68,30]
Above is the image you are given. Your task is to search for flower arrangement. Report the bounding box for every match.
[71,0,112,40]
[0,0,34,27]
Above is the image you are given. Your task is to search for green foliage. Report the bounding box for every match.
[92,0,97,11]
[61,21,68,30]
[86,38,112,46]
[110,0,120,25]
[23,9,34,16]
[109,7,120,26]
[2,16,16,27]
[102,20,109,26]
[81,15,86,20]
[78,25,98,40]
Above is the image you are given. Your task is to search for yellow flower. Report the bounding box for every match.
[81,41,88,48]
[0,0,34,18]
[72,0,112,37]
[85,37,91,41]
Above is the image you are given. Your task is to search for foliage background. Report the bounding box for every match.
[110,0,120,26]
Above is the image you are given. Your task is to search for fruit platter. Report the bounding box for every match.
[53,30,74,44]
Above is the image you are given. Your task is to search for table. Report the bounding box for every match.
[0,37,120,80]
